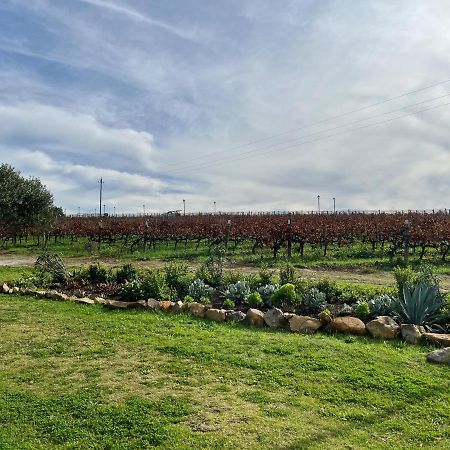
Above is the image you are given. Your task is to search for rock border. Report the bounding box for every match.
[1,283,449,365]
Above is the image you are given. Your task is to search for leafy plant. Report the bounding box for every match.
[183,295,195,303]
[279,263,297,285]
[368,294,398,317]
[141,270,175,300]
[258,264,275,286]
[354,300,370,318]
[393,265,438,301]
[302,288,327,313]
[35,253,67,283]
[270,283,299,308]
[199,296,212,305]
[188,279,214,301]
[223,299,235,310]
[247,291,263,306]
[398,282,442,325]
[195,245,226,287]
[258,284,279,302]
[85,263,111,284]
[115,264,138,284]
[164,262,192,298]
[338,303,354,316]
[313,279,341,302]
[119,279,144,301]
[225,281,250,302]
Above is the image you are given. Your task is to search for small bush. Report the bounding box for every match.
[279,263,297,285]
[225,281,250,303]
[354,300,370,318]
[302,288,327,313]
[368,294,398,317]
[199,296,212,305]
[258,264,275,286]
[141,270,175,300]
[223,299,235,310]
[85,263,111,284]
[35,253,67,283]
[222,270,244,286]
[183,295,195,303]
[258,284,279,302]
[270,283,299,308]
[164,262,192,298]
[119,279,144,301]
[115,264,138,284]
[247,291,263,306]
[313,279,341,302]
[188,279,213,301]
[338,303,354,316]
[393,265,438,300]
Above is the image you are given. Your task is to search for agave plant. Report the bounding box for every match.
[399,282,442,325]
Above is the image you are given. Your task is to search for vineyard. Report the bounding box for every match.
[3,211,450,262]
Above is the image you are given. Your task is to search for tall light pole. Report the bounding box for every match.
[78,206,80,216]
[143,204,146,216]
[98,178,104,217]
[113,206,116,216]
[103,204,106,216]
[183,199,186,216]
[333,197,336,213]
[214,201,216,214]
[317,195,321,213]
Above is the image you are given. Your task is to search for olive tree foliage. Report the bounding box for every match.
[0,164,62,242]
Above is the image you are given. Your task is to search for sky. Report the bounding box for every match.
[0,0,450,214]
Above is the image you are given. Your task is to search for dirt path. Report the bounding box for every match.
[3,253,450,290]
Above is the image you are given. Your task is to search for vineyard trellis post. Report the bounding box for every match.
[287,213,292,259]
[403,219,411,265]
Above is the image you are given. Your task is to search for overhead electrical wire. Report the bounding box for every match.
[162,77,450,170]
[165,94,450,175]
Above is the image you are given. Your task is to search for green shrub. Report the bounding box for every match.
[188,279,213,301]
[115,264,138,284]
[183,295,195,303]
[141,270,175,300]
[199,296,212,305]
[118,279,144,301]
[17,271,52,289]
[398,282,442,325]
[225,281,250,302]
[223,299,235,310]
[270,283,299,308]
[258,264,275,286]
[354,300,370,318]
[338,303,354,316]
[393,265,438,300]
[258,284,279,302]
[368,294,398,317]
[247,291,263,306]
[337,283,396,304]
[302,288,327,313]
[222,270,244,286]
[34,253,68,283]
[279,263,297,285]
[164,262,192,298]
[85,263,111,284]
[313,279,341,302]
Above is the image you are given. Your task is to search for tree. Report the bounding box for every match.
[0,164,61,242]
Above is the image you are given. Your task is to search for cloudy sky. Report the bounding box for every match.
[1,0,450,214]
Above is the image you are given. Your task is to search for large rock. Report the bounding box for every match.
[159,300,175,311]
[226,310,246,322]
[188,302,209,318]
[264,308,287,329]
[366,316,400,339]
[76,297,96,305]
[246,308,265,327]
[328,316,366,335]
[1,283,10,293]
[205,308,226,322]
[422,333,450,347]
[170,300,185,313]
[94,297,107,305]
[427,347,450,365]
[128,299,147,308]
[147,298,161,310]
[104,299,134,309]
[401,324,424,344]
[289,315,322,333]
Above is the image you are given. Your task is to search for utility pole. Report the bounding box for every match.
[103,204,106,216]
[113,206,116,216]
[98,178,104,217]
[78,206,80,216]
[317,195,321,214]
[183,199,186,216]
[143,204,146,216]
[333,197,336,213]
[214,201,216,214]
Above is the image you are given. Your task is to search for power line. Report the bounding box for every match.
[168,100,450,173]
[162,77,450,170]
[166,94,450,174]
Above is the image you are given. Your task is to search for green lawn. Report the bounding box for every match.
[0,295,449,449]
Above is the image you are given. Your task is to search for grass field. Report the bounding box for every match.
[0,295,449,449]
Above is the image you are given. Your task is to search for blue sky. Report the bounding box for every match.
[1,0,450,214]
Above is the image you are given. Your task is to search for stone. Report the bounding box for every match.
[35,290,47,297]
[12,287,20,293]
[289,315,322,333]
[328,316,366,335]
[104,299,134,309]
[159,300,175,311]
[147,298,161,310]
[128,299,147,308]
[318,310,332,324]
[427,347,450,365]
[264,308,287,329]
[226,310,246,322]
[401,324,423,344]
[170,300,185,313]
[205,308,226,322]
[283,312,296,320]
[246,308,265,327]
[94,297,107,305]
[1,283,9,293]
[422,333,450,347]
[366,316,400,339]
[188,302,208,318]
[76,297,96,305]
